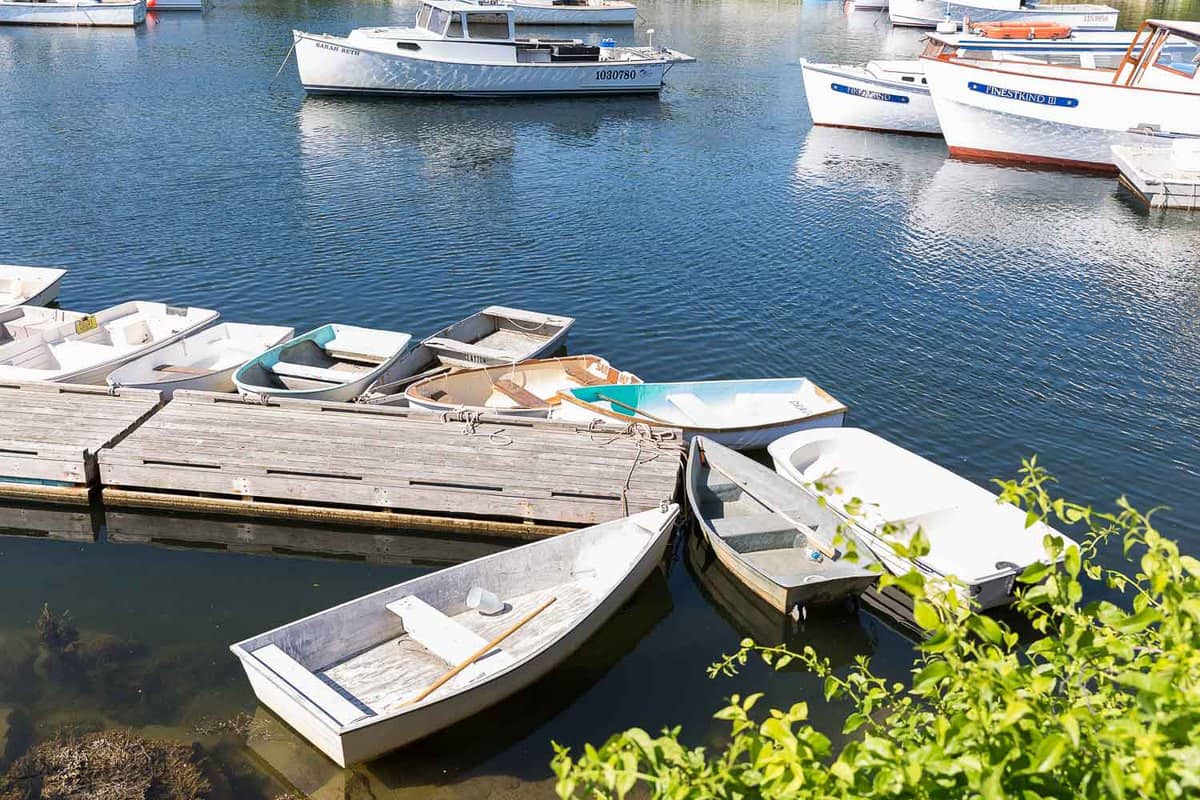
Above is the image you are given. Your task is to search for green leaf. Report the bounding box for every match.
[912,660,952,692]
[1031,734,1068,773]
[913,601,939,631]
[1112,606,1162,634]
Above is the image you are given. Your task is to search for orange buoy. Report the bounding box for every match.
[971,20,1073,40]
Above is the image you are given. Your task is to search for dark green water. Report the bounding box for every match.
[1,0,1199,795]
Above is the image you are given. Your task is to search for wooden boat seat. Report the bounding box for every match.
[665,392,719,426]
[49,340,115,370]
[386,596,515,685]
[269,360,362,385]
[564,365,605,386]
[325,331,388,365]
[153,364,212,376]
[709,511,799,540]
[422,337,513,363]
[251,644,371,727]
[491,379,549,409]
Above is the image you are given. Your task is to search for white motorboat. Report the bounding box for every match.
[405,355,640,418]
[233,324,414,402]
[923,19,1200,170]
[492,0,637,25]
[889,0,1117,30]
[106,323,295,398]
[0,301,218,385]
[230,503,678,766]
[421,306,575,369]
[292,0,694,97]
[0,0,146,26]
[768,427,1076,610]
[687,437,877,618]
[0,266,66,312]
[801,30,1182,136]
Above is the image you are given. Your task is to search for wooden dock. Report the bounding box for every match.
[0,382,161,504]
[100,391,682,537]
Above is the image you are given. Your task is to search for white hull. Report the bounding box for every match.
[801,60,938,135]
[510,1,636,24]
[889,0,1117,29]
[294,32,676,96]
[0,266,66,312]
[149,0,203,9]
[851,0,889,10]
[0,0,146,25]
[924,58,1200,170]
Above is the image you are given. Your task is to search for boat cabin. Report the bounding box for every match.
[1115,20,1200,88]
[413,0,517,42]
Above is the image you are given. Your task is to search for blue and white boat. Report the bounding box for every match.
[234,324,413,403]
[802,29,1159,136]
[553,378,847,450]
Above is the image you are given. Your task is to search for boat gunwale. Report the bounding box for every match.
[921,50,1200,97]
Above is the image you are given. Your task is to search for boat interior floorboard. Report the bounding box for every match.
[476,328,551,351]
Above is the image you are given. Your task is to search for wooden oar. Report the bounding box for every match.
[594,393,674,425]
[403,596,557,707]
[700,443,839,560]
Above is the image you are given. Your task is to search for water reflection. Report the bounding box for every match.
[793,124,947,197]
[0,503,99,543]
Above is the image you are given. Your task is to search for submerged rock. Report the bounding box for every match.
[0,729,231,800]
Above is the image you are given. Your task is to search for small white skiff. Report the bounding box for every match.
[106,322,295,398]
[768,427,1076,610]
[499,0,636,25]
[406,355,640,418]
[0,0,146,26]
[0,266,67,312]
[421,306,575,369]
[231,503,678,766]
[234,324,413,403]
[0,306,86,347]
[0,301,218,385]
[293,0,693,97]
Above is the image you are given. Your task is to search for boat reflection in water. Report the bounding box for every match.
[793,124,947,198]
[0,502,99,543]
[244,567,674,796]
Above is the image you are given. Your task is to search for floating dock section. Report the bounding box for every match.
[100,391,683,537]
[0,382,161,504]
[1113,142,1200,211]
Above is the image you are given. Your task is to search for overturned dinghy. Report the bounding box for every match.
[0,266,67,312]
[234,324,413,402]
[0,301,218,385]
[293,1,694,98]
[230,503,679,766]
[405,355,640,418]
[769,427,1076,609]
[687,437,877,618]
[554,378,848,450]
[107,323,295,398]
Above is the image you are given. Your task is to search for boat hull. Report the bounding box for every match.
[924,58,1200,171]
[888,0,1117,29]
[510,2,636,24]
[801,60,939,136]
[294,32,671,97]
[0,0,146,26]
[149,0,203,9]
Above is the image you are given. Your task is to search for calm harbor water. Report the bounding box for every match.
[2,0,1200,795]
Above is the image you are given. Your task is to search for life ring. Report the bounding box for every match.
[971,21,1073,40]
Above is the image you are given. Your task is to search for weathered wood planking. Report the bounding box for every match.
[0,382,162,504]
[100,391,682,533]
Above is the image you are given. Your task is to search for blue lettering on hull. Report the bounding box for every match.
[968,81,1079,107]
[831,83,910,104]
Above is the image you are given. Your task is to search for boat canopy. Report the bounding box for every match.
[415,0,516,41]
[1115,19,1200,86]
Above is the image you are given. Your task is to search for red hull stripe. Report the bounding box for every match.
[948,145,1117,173]
[814,122,944,139]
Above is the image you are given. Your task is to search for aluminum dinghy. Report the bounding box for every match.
[421,306,575,370]
[687,437,877,618]
[768,427,1076,609]
[554,377,847,450]
[106,322,295,398]
[0,266,67,312]
[230,503,678,766]
[405,355,640,418]
[0,301,218,384]
[234,324,413,402]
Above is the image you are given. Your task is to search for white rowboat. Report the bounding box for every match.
[0,0,146,26]
[768,427,1076,610]
[687,437,877,618]
[0,266,67,312]
[421,306,575,369]
[106,323,295,398]
[0,301,218,385]
[230,503,678,766]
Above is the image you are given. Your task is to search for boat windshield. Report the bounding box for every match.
[1154,40,1200,77]
[416,3,433,29]
[425,5,450,34]
[466,11,509,39]
[447,11,464,37]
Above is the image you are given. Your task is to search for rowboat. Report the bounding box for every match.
[923,19,1200,170]
[293,0,694,98]
[233,324,413,403]
[889,0,1117,30]
[498,0,637,25]
[0,306,86,347]
[230,503,678,766]
[0,266,67,312]
[106,323,295,399]
[421,306,575,369]
[553,378,847,450]
[768,427,1076,610]
[0,301,218,385]
[405,355,640,418]
[0,0,146,25]
[687,437,876,619]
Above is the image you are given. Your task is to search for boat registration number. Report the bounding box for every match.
[316,41,359,56]
[74,315,98,335]
[595,69,638,81]
[831,83,909,104]
[968,81,1078,108]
